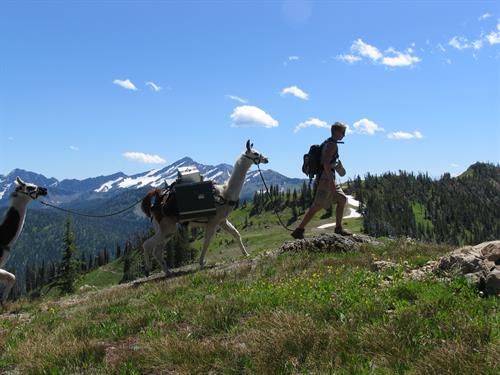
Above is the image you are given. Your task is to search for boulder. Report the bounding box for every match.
[485,269,500,296]
[437,240,500,296]
[279,233,380,255]
[480,241,500,264]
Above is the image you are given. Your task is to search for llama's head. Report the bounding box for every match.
[244,140,269,165]
[14,177,48,200]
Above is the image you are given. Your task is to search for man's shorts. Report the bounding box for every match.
[312,174,346,209]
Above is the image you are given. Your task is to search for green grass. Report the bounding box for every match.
[412,202,434,232]
[1,232,498,374]
[1,204,497,374]
[75,259,124,290]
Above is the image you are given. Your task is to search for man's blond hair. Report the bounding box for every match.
[331,121,347,135]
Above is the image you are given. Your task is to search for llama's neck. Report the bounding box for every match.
[11,195,30,216]
[1,195,30,249]
[224,156,253,201]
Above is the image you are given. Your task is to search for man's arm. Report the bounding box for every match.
[322,142,337,188]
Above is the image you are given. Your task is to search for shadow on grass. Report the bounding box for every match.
[130,265,217,288]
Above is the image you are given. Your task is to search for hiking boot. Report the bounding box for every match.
[291,227,305,239]
[334,227,353,236]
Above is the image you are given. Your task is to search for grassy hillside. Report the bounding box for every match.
[1,202,498,374]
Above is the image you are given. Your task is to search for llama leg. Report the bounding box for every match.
[199,224,217,269]
[152,219,177,276]
[0,269,15,305]
[152,234,174,276]
[142,235,158,276]
[220,219,248,257]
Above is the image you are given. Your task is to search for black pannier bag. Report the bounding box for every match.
[173,181,217,221]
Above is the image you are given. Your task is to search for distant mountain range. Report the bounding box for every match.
[0,156,306,207]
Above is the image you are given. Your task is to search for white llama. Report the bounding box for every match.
[0,177,47,305]
[141,140,269,274]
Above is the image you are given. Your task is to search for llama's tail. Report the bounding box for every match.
[141,188,161,218]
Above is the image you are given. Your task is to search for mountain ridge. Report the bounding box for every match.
[0,157,305,206]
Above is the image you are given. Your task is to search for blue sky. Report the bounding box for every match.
[1,1,499,181]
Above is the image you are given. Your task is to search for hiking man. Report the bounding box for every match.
[291,122,351,239]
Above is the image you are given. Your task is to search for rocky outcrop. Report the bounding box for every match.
[437,240,499,295]
[366,240,500,296]
[277,233,380,255]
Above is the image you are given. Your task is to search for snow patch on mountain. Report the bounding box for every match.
[95,177,125,193]
[0,183,11,200]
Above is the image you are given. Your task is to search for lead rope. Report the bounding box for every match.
[255,163,294,232]
[39,197,144,218]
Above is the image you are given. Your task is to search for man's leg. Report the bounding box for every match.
[298,204,322,229]
[291,204,322,239]
[334,193,352,236]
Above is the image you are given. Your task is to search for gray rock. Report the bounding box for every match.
[279,233,380,255]
[464,272,485,287]
[438,247,486,274]
[479,241,500,263]
[436,241,500,295]
[485,268,500,296]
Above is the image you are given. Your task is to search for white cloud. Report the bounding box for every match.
[351,39,383,61]
[336,54,362,63]
[478,13,492,21]
[387,131,423,140]
[293,118,329,133]
[451,163,459,168]
[280,85,309,100]
[437,43,447,52]
[449,36,470,50]
[123,152,166,164]
[284,55,300,67]
[353,118,384,135]
[486,21,500,44]
[472,39,484,49]
[382,50,421,67]
[449,35,485,50]
[230,105,278,128]
[225,95,249,104]
[69,145,79,151]
[145,81,162,92]
[8,136,14,141]
[113,79,138,91]
[339,39,420,68]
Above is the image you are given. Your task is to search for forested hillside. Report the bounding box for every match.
[348,162,500,245]
[0,188,152,296]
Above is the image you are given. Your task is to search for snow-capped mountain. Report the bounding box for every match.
[0,157,305,206]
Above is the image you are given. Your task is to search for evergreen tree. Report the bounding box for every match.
[56,217,79,294]
[121,241,133,283]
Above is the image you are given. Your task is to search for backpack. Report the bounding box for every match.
[301,139,342,179]
[302,143,324,179]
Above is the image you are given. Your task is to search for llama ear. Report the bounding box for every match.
[15,176,25,186]
[246,140,251,152]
